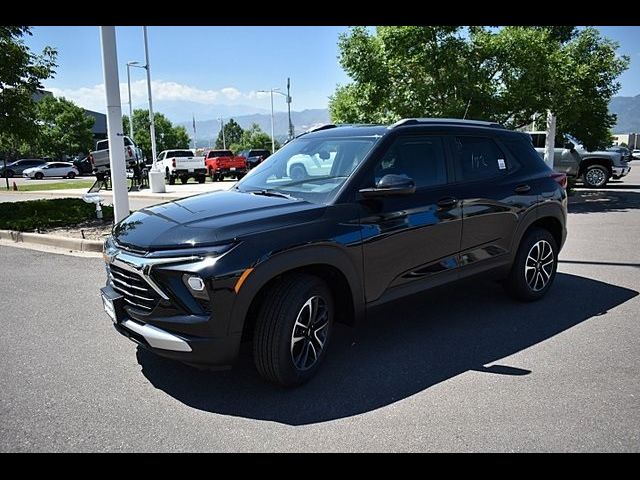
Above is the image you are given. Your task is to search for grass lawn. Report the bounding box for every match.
[0,198,114,231]
[3,180,96,192]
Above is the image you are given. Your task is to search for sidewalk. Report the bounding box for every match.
[0,180,234,201]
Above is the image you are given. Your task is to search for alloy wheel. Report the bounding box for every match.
[585,167,606,187]
[524,240,554,292]
[290,295,329,371]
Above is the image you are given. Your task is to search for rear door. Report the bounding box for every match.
[359,134,463,303]
[448,134,533,272]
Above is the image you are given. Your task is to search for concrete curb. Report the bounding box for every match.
[0,229,103,252]
[0,189,183,201]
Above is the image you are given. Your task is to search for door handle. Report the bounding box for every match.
[514,184,531,194]
[437,197,457,208]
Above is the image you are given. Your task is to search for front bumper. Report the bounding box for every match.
[612,165,631,177]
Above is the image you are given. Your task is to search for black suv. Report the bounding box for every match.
[101,119,567,386]
[239,148,271,169]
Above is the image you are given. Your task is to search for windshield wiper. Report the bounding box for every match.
[247,189,298,200]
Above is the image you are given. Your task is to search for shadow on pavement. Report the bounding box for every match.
[137,273,637,425]
[569,190,640,214]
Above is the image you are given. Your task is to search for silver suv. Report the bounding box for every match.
[529,132,630,188]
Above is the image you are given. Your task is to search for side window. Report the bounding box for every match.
[370,136,447,189]
[453,136,508,182]
[158,152,165,161]
[530,133,545,149]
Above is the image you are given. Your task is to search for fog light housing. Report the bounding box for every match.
[183,274,209,300]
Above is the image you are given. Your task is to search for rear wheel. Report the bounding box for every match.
[34,172,44,180]
[5,170,14,178]
[67,171,76,179]
[180,175,189,185]
[197,174,206,184]
[583,165,609,188]
[168,174,176,185]
[504,227,558,302]
[253,273,333,386]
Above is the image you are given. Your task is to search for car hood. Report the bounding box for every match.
[113,190,326,251]
[22,167,40,174]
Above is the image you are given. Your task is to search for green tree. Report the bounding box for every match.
[330,26,629,150]
[123,109,190,159]
[215,118,243,149]
[35,95,94,158]
[0,26,57,162]
[230,123,279,152]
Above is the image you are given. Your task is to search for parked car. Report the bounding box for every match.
[73,156,93,175]
[156,149,206,185]
[204,149,247,181]
[529,131,630,188]
[101,118,567,386]
[238,148,270,170]
[23,162,79,179]
[89,136,142,177]
[1,159,47,177]
[607,146,632,163]
[632,149,640,160]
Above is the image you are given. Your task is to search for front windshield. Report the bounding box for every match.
[235,135,380,203]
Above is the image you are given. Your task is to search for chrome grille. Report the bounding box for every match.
[108,264,160,312]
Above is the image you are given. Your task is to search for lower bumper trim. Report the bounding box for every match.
[121,319,192,352]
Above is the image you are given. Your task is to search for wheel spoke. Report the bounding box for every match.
[290,294,330,371]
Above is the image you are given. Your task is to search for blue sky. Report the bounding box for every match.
[23,26,640,122]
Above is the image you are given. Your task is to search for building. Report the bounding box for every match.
[612,133,640,149]
[32,90,107,142]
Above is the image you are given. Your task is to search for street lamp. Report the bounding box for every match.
[218,117,225,149]
[126,61,144,141]
[258,87,287,153]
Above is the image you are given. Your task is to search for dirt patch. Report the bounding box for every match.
[43,218,114,240]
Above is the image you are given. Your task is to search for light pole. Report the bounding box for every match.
[286,77,294,140]
[219,117,225,149]
[142,26,164,193]
[126,61,143,141]
[258,87,288,152]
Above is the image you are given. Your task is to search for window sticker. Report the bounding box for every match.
[497,158,506,170]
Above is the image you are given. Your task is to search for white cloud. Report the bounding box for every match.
[48,80,260,113]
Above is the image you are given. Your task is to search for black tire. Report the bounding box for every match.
[34,172,44,180]
[504,227,558,302]
[66,171,76,179]
[289,164,306,181]
[168,175,175,185]
[582,164,609,188]
[5,170,14,178]
[253,273,334,387]
[180,175,189,185]
[197,174,206,184]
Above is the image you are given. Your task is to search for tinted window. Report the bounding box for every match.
[372,136,447,189]
[208,150,233,157]
[96,140,108,150]
[166,151,194,157]
[529,133,545,149]
[453,136,508,182]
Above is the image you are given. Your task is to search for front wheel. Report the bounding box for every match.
[34,172,44,180]
[4,170,14,178]
[504,227,558,302]
[253,273,333,386]
[583,165,609,188]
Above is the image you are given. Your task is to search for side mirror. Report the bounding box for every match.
[359,174,416,198]
[563,141,575,150]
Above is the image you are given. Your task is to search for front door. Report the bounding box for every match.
[359,134,462,303]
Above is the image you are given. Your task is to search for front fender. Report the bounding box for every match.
[226,243,365,336]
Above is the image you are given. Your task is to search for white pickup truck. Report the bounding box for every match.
[157,149,207,185]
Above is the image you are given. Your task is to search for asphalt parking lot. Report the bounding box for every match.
[0,169,639,452]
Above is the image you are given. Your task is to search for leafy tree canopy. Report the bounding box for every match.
[330,26,629,150]
[123,109,190,159]
[36,95,94,158]
[229,123,280,153]
[215,118,243,149]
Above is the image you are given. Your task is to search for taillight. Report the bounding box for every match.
[172,158,176,168]
[127,146,133,157]
[550,172,567,189]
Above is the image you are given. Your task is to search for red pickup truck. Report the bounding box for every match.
[204,149,247,181]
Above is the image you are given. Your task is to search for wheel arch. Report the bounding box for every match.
[578,157,613,178]
[229,244,364,340]
[510,203,566,260]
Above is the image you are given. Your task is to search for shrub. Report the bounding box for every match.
[0,198,114,231]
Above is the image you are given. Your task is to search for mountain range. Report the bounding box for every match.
[178,108,331,145]
[174,95,639,146]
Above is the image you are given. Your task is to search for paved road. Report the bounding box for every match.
[1,175,639,451]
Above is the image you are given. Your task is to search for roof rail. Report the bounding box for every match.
[389,118,505,129]
[306,124,338,133]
